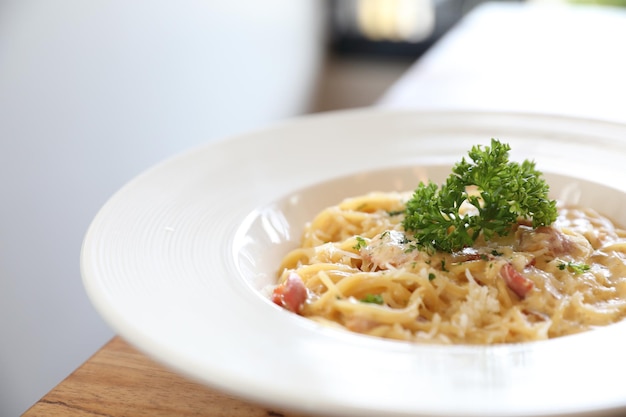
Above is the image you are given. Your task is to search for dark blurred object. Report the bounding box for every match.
[329,0,522,59]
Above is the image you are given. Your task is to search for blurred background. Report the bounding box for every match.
[1,0,624,415]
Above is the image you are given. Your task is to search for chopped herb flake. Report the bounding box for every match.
[361,294,384,305]
[353,236,367,251]
[558,261,591,274]
[441,260,448,272]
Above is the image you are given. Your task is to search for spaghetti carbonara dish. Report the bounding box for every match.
[269,140,626,344]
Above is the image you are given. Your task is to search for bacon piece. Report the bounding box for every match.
[272,272,308,314]
[451,247,484,263]
[500,263,534,298]
[344,316,379,333]
[517,225,572,256]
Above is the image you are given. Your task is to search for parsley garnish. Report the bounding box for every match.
[403,139,557,253]
[353,236,367,250]
[558,261,590,274]
[361,294,384,304]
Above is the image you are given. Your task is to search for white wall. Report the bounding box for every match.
[0,1,325,414]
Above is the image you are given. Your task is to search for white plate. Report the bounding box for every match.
[81,109,626,417]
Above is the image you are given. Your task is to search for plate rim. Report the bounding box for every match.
[81,108,626,417]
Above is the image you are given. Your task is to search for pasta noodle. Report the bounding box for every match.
[272,191,626,345]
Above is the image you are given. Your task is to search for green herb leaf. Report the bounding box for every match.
[353,236,367,251]
[360,294,384,305]
[558,261,591,274]
[402,139,557,253]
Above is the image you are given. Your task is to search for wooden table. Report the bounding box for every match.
[23,336,306,417]
[24,3,626,416]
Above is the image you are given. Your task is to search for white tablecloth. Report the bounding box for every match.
[379,1,626,125]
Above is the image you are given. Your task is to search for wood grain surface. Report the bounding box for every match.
[23,337,308,417]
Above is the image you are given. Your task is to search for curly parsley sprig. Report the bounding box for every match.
[402,139,557,253]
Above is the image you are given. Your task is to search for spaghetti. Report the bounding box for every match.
[271,191,626,344]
